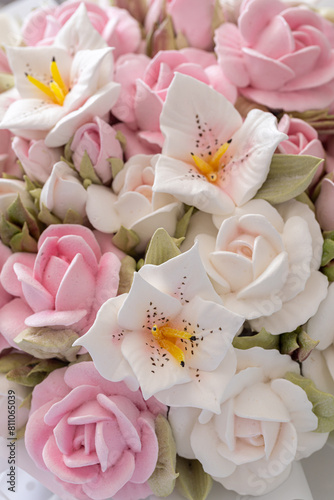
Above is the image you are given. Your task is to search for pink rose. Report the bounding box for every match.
[0,131,20,178]
[71,118,123,185]
[315,178,334,231]
[145,0,216,50]
[113,49,237,150]
[25,361,166,500]
[0,225,121,346]
[12,137,61,184]
[0,242,13,353]
[22,1,141,59]
[215,0,334,111]
[278,114,325,186]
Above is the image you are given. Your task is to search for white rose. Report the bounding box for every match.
[169,347,328,497]
[196,199,328,334]
[39,161,87,221]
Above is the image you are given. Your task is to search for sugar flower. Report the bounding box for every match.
[153,73,286,215]
[0,4,120,147]
[169,347,328,496]
[196,198,328,334]
[76,245,244,413]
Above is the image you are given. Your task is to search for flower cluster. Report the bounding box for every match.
[0,1,334,500]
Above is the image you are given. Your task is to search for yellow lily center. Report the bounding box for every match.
[25,57,69,106]
[151,324,196,367]
[191,140,231,183]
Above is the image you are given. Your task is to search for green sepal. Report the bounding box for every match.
[321,238,334,266]
[146,15,176,57]
[0,72,15,92]
[24,175,42,192]
[0,215,20,245]
[63,208,83,225]
[117,255,137,294]
[108,157,124,179]
[112,226,140,254]
[15,424,26,440]
[7,195,40,239]
[69,353,92,366]
[0,352,34,374]
[145,228,181,265]
[60,156,75,170]
[285,372,334,432]
[322,264,334,282]
[7,358,65,387]
[280,327,319,362]
[295,191,315,212]
[14,327,80,362]
[283,108,334,135]
[137,258,144,271]
[9,222,38,253]
[38,203,62,226]
[233,327,279,350]
[29,188,42,206]
[148,415,178,497]
[115,131,127,151]
[19,392,32,410]
[176,457,212,500]
[64,137,74,163]
[255,154,323,204]
[79,151,102,184]
[83,178,92,189]
[174,206,194,240]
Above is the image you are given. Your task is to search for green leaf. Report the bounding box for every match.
[14,327,80,362]
[280,331,299,356]
[108,157,124,179]
[145,228,181,265]
[322,264,334,282]
[176,457,212,500]
[63,209,83,225]
[10,222,38,253]
[321,238,334,266]
[285,372,334,432]
[19,392,32,410]
[115,130,127,151]
[38,204,62,226]
[233,327,279,350]
[7,195,40,239]
[6,365,47,387]
[79,151,102,184]
[112,226,140,254]
[255,154,323,204]
[0,72,15,92]
[174,206,194,240]
[295,191,315,212]
[117,255,137,294]
[137,258,144,271]
[148,415,178,497]
[64,137,74,163]
[281,327,319,362]
[0,352,34,374]
[0,215,20,245]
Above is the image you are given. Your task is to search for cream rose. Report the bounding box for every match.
[196,199,328,334]
[169,347,328,496]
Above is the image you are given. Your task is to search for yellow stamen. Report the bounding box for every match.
[49,81,65,105]
[191,140,231,183]
[151,324,196,367]
[25,73,56,102]
[50,57,67,95]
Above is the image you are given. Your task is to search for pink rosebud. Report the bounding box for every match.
[71,117,123,184]
[215,0,334,111]
[0,131,21,178]
[278,114,325,186]
[0,225,121,345]
[315,178,334,231]
[25,362,166,500]
[12,137,61,184]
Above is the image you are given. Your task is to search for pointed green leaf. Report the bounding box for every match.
[255,155,323,204]
[10,222,38,252]
[145,228,181,265]
[24,175,41,192]
[174,206,194,239]
[117,255,137,294]
[28,358,65,375]
[0,352,34,374]
[15,424,26,440]
[6,365,46,387]
[64,137,74,163]
[176,457,212,500]
[63,208,83,225]
[297,330,319,362]
[115,130,127,151]
[79,151,102,184]
[7,195,40,239]
[14,327,80,362]
[322,264,334,282]
[137,258,144,271]
[233,327,279,350]
[60,156,75,170]
[108,157,124,179]
[295,191,315,212]
[285,372,334,432]
[0,72,15,92]
[321,238,334,266]
[29,188,42,205]
[19,392,32,410]
[38,204,62,226]
[280,331,299,356]
[148,415,178,497]
[112,226,140,254]
[0,215,20,245]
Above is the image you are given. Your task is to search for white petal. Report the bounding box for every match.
[196,233,230,293]
[153,154,235,215]
[250,270,328,335]
[221,110,287,206]
[306,282,334,350]
[210,251,253,293]
[118,272,182,331]
[234,382,290,422]
[86,184,120,233]
[236,348,299,382]
[139,242,222,304]
[54,3,107,52]
[303,349,334,395]
[114,191,152,228]
[295,430,328,460]
[181,211,217,253]
[168,406,200,459]
[160,73,242,162]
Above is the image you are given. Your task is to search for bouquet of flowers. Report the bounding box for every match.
[1,0,334,499]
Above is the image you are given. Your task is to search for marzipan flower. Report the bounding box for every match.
[196,199,328,334]
[75,245,244,413]
[153,73,286,215]
[169,347,328,496]
[0,4,120,147]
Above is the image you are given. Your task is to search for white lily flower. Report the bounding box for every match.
[75,244,244,413]
[0,4,120,147]
[153,73,286,215]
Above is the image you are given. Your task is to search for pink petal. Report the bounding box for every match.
[57,235,99,274]
[239,0,283,45]
[67,400,113,425]
[215,23,250,88]
[25,400,56,470]
[0,297,33,346]
[280,46,321,79]
[93,252,120,311]
[55,253,95,312]
[253,15,294,59]
[53,414,77,455]
[130,416,158,483]
[282,51,334,91]
[0,252,36,297]
[316,178,334,231]
[30,367,69,414]
[112,481,152,500]
[44,385,100,426]
[242,48,294,90]
[34,236,59,283]
[24,308,87,328]
[95,419,126,471]
[14,263,54,312]
[134,80,162,132]
[41,256,69,297]
[63,448,100,468]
